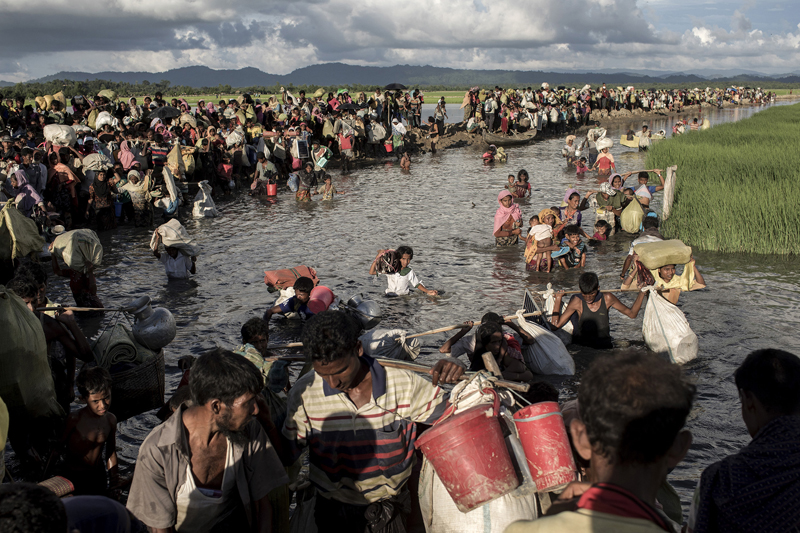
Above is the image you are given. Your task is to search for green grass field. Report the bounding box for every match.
[645,103,800,254]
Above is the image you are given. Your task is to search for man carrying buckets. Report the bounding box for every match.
[263,310,465,532]
[507,352,694,533]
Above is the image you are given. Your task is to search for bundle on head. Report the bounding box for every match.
[375,250,400,274]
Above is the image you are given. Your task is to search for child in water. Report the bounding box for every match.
[152,234,197,280]
[593,220,612,241]
[58,367,119,495]
[263,276,316,321]
[512,170,531,198]
[314,174,343,201]
[556,225,587,269]
[505,174,516,192]
[524,215,554,272]
[400,152,411,171]
[573,157,589,175]
[369,245,438,296]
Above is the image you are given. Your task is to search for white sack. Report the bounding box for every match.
[596,137,613,150]
[153,166,181,213]
[81,152,112,172]
[51,229,103,273]
[515,310,575,375]
[150,218,199,257]
[43,124,77,147]
[358,329,419,361]
[95,111,116,130]
[642,286,698,364]
[192,180,218,218]
[543,286,573,346]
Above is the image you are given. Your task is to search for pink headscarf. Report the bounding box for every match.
[608,173,623,189]
[119,140,136,170]
[493,190,522,234]
[206,102,216,113]
[563,188,579,205]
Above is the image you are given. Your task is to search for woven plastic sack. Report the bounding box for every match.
[0,200,45,261]
[43,124,77,147]
[0,285,64,419]
[150,219,200,257]
[95,111,115,130]
[642,287,698,364]
[543,285,573,346]
[80,152,112,172]
[620,199,644,233]
[192,181,218,218]
[358,329,420,361]
[51,229,103,273]
[514,310,575,375]
[634,239,692,270]
[97,89,118,101]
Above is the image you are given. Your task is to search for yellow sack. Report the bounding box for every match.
[53,91,67,108]
[44,94,54,111]
[0,200,46,261]
[35,96,47,111]
[634,240,693,270]
[0,285,64,419]
[87,108,99,130]
[51,229,103,273]
[620,199,644,233]
[167,144,186,177]
[97,89,118,101]
[181,147,196,177]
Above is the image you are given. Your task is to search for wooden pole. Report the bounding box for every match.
[36,306,131,312]
[402,311,544,341]
[481,352,503,378]
[269,355,530,393]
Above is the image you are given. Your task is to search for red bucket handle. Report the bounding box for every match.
[434,387,501,426]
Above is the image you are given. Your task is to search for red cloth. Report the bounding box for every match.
[577,483,670,531]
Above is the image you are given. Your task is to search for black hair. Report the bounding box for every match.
[642,216,660,230]
[579,351,695,465]
[241,317,269,344]
[637,171,650,181]
[594,220,611,231]
[518,169,529,181]
[480,312,503,324]
[154,134,164,144]
[7,274,38,300]
[168,385,194,412]
[76,366,112,399]
[578,272,599,294]
[0,482,67,532]
[15,260,47,286]
[257,152,266,160]
[301,310,362,364]
[568,192,580,201]
[564,224,580,236]
[428,116,434,122]
[293,276,314,294]
[477,321,503,347]
[189,348,263,407]
[395,245,413,259]
[522,381,560,404]
[734,348,800,415]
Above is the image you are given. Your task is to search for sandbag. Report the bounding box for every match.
[44,94,54,111]
[95,111,115,130]
[263,265,319,290]
[167,144,186,178]
[150,219,200,257]
[97,89,118,101]
[153,166,181,214]
[642,287,698,364]
[0,285,64,419]
[43,124,77,147]
[51,229,103,273]
[0,200,46,261]
[179,113,197,129]
[81,152,112,172]
[515,311,575,375]
[358,329,420,361]
[192,181,218,218]
[87,108,99,130]
[634,239,692,270]
[287,173,299,192]
[35,96,47,111]
[620,199,644,233]
[53,91,67,109]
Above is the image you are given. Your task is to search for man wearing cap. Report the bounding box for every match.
[1,134,15,161]
[20,147,47,196]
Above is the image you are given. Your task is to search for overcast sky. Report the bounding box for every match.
[0,0,797,82]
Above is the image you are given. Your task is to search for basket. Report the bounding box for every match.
[110,349,165,422]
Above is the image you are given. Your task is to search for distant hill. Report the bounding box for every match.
[15,63,800,89]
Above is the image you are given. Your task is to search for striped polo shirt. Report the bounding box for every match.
[283,355,449,505]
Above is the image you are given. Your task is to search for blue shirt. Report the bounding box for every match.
[278,296,314,318]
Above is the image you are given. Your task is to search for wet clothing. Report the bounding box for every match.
[277,295,314,319]
[384,267,422,295]
[573,294,612,349]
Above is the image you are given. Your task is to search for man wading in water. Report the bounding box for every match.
[550,272,648,349]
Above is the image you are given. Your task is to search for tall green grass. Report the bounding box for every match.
[645,103,800,254]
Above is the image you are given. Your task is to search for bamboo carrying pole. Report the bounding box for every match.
[529,289,641,296]
[270,355,530,393]
[36,306,131,312]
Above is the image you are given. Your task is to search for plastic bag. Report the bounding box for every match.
[51,229,103,273]
[543,286,573,346]
[514,310,575,375]
[95,111,115,130]
[634,239,692,270]
[358,329,420,361]
[150,219,200,257]
[620,199,644,233]
[0,285,64,419]
[287,173,299,192]
[0,200,45,261]
[192,180,218,218]
[641,287,698,364]
[43,124,77,147]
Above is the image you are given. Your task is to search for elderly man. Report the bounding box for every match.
[127,349,288,532]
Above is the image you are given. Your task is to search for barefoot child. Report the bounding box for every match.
[369,245,438,296]
[58,367,118,495]
[400,152,411,171]
[524,216,554,272]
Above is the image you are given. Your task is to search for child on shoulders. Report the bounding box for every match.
[369,245,437,296]
[554,224,587,269]
[524,215,554,272]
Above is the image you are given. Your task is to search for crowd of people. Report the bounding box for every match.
[0,84,797,533]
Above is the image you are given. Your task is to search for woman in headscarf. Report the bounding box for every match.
[493,190,522,246]
[86,168,117,231]
[9,170,45,217]
[118,140,137,171]
[120,166,153,227]
[129,97,142,120]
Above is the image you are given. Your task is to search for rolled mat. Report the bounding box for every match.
[93,324,140,369]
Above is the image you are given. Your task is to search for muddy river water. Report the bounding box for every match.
[41,100,800,507]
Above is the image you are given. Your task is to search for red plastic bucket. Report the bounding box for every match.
[307,285,334,314]
[415,390,519,512]
[266,183,277,196]
[513,401,577,492]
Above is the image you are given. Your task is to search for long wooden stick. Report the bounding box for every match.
[529,289,641,296]
[36,306,130,312]
[403,311,545,341]
[271,355,530,392]
[269,341,304,349]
